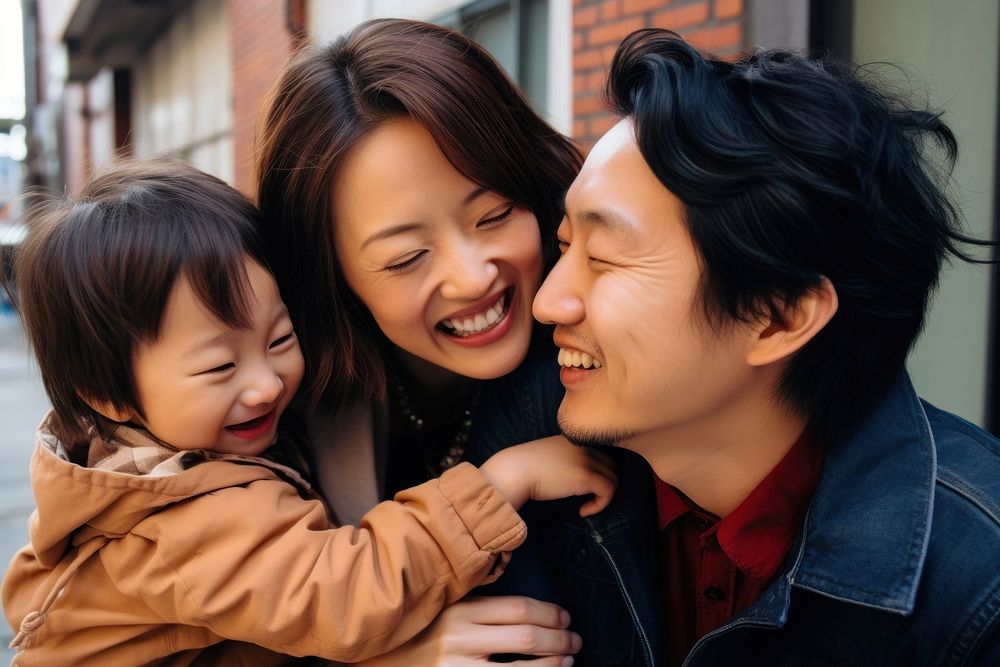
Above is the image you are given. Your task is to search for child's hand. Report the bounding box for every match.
[479,436,617,517]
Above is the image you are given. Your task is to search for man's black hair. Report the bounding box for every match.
[607,29,994,442]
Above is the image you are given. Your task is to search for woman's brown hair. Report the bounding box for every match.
[254,18,582,412]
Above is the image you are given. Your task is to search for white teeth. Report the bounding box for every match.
[442,292,508,336]
[557,347,601,370]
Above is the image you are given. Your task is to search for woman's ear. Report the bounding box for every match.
[79,395,134,423]
[746,278,838,367]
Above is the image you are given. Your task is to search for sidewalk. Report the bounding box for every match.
[0,310,50,660]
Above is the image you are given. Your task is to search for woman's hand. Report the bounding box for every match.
[352,596,582,666]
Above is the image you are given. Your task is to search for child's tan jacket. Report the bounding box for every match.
[2,413,526,665]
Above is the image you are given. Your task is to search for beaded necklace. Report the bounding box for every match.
[386,368,481,478]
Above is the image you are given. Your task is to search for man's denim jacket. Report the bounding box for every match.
[471,361,1000,666]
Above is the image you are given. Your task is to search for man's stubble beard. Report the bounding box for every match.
[557,412,638,449]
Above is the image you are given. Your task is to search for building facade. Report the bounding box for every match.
[19,0,1000,433]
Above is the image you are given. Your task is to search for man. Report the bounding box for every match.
[511,29,1000,666]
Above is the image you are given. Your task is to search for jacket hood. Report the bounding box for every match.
[28,412,300,567]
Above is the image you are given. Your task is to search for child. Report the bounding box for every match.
[1,157,615,665]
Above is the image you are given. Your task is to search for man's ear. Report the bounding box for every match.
[79,395,134,423]
[746,278,838,367]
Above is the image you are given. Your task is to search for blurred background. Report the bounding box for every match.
[0,0,998,653]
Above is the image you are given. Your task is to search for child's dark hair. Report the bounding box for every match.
[606,29,995,443]
[8,156,270,449]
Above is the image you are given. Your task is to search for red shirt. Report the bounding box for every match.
[656,435,823,666]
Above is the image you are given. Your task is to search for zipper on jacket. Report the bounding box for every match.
[591,529,655,666]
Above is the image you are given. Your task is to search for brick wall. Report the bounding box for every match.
[230,0,303,196]
[572,0,747,151]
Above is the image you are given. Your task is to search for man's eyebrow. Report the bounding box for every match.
[360,223,423,250]
[573,208,639,244]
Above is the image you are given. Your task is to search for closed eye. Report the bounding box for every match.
[269,332,295,349]
[386,250,427,273]
[477,205,515,229]
[198,362,235,375]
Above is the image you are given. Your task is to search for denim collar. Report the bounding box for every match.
[691,372,936,650]
[585,372,935,646]
[787,371,935,615]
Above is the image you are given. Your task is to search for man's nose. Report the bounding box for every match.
[533,256,584,325]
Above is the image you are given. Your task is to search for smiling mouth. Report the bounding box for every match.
[437,287,512,338]
[226,410,276,435]
[558,347,602,370]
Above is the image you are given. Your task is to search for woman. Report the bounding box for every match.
[255,18,582,665]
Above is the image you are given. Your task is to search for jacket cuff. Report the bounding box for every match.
[436,462,526,555]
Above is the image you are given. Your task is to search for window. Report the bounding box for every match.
[437,0,550,116]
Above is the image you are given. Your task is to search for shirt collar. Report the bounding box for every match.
[654,478,690,529]
[654,432,823,580]
[718,433,822,578]
[606,372,934,628]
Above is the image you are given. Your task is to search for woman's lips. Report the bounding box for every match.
[438,286,512,337]
[438,286,517,348]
